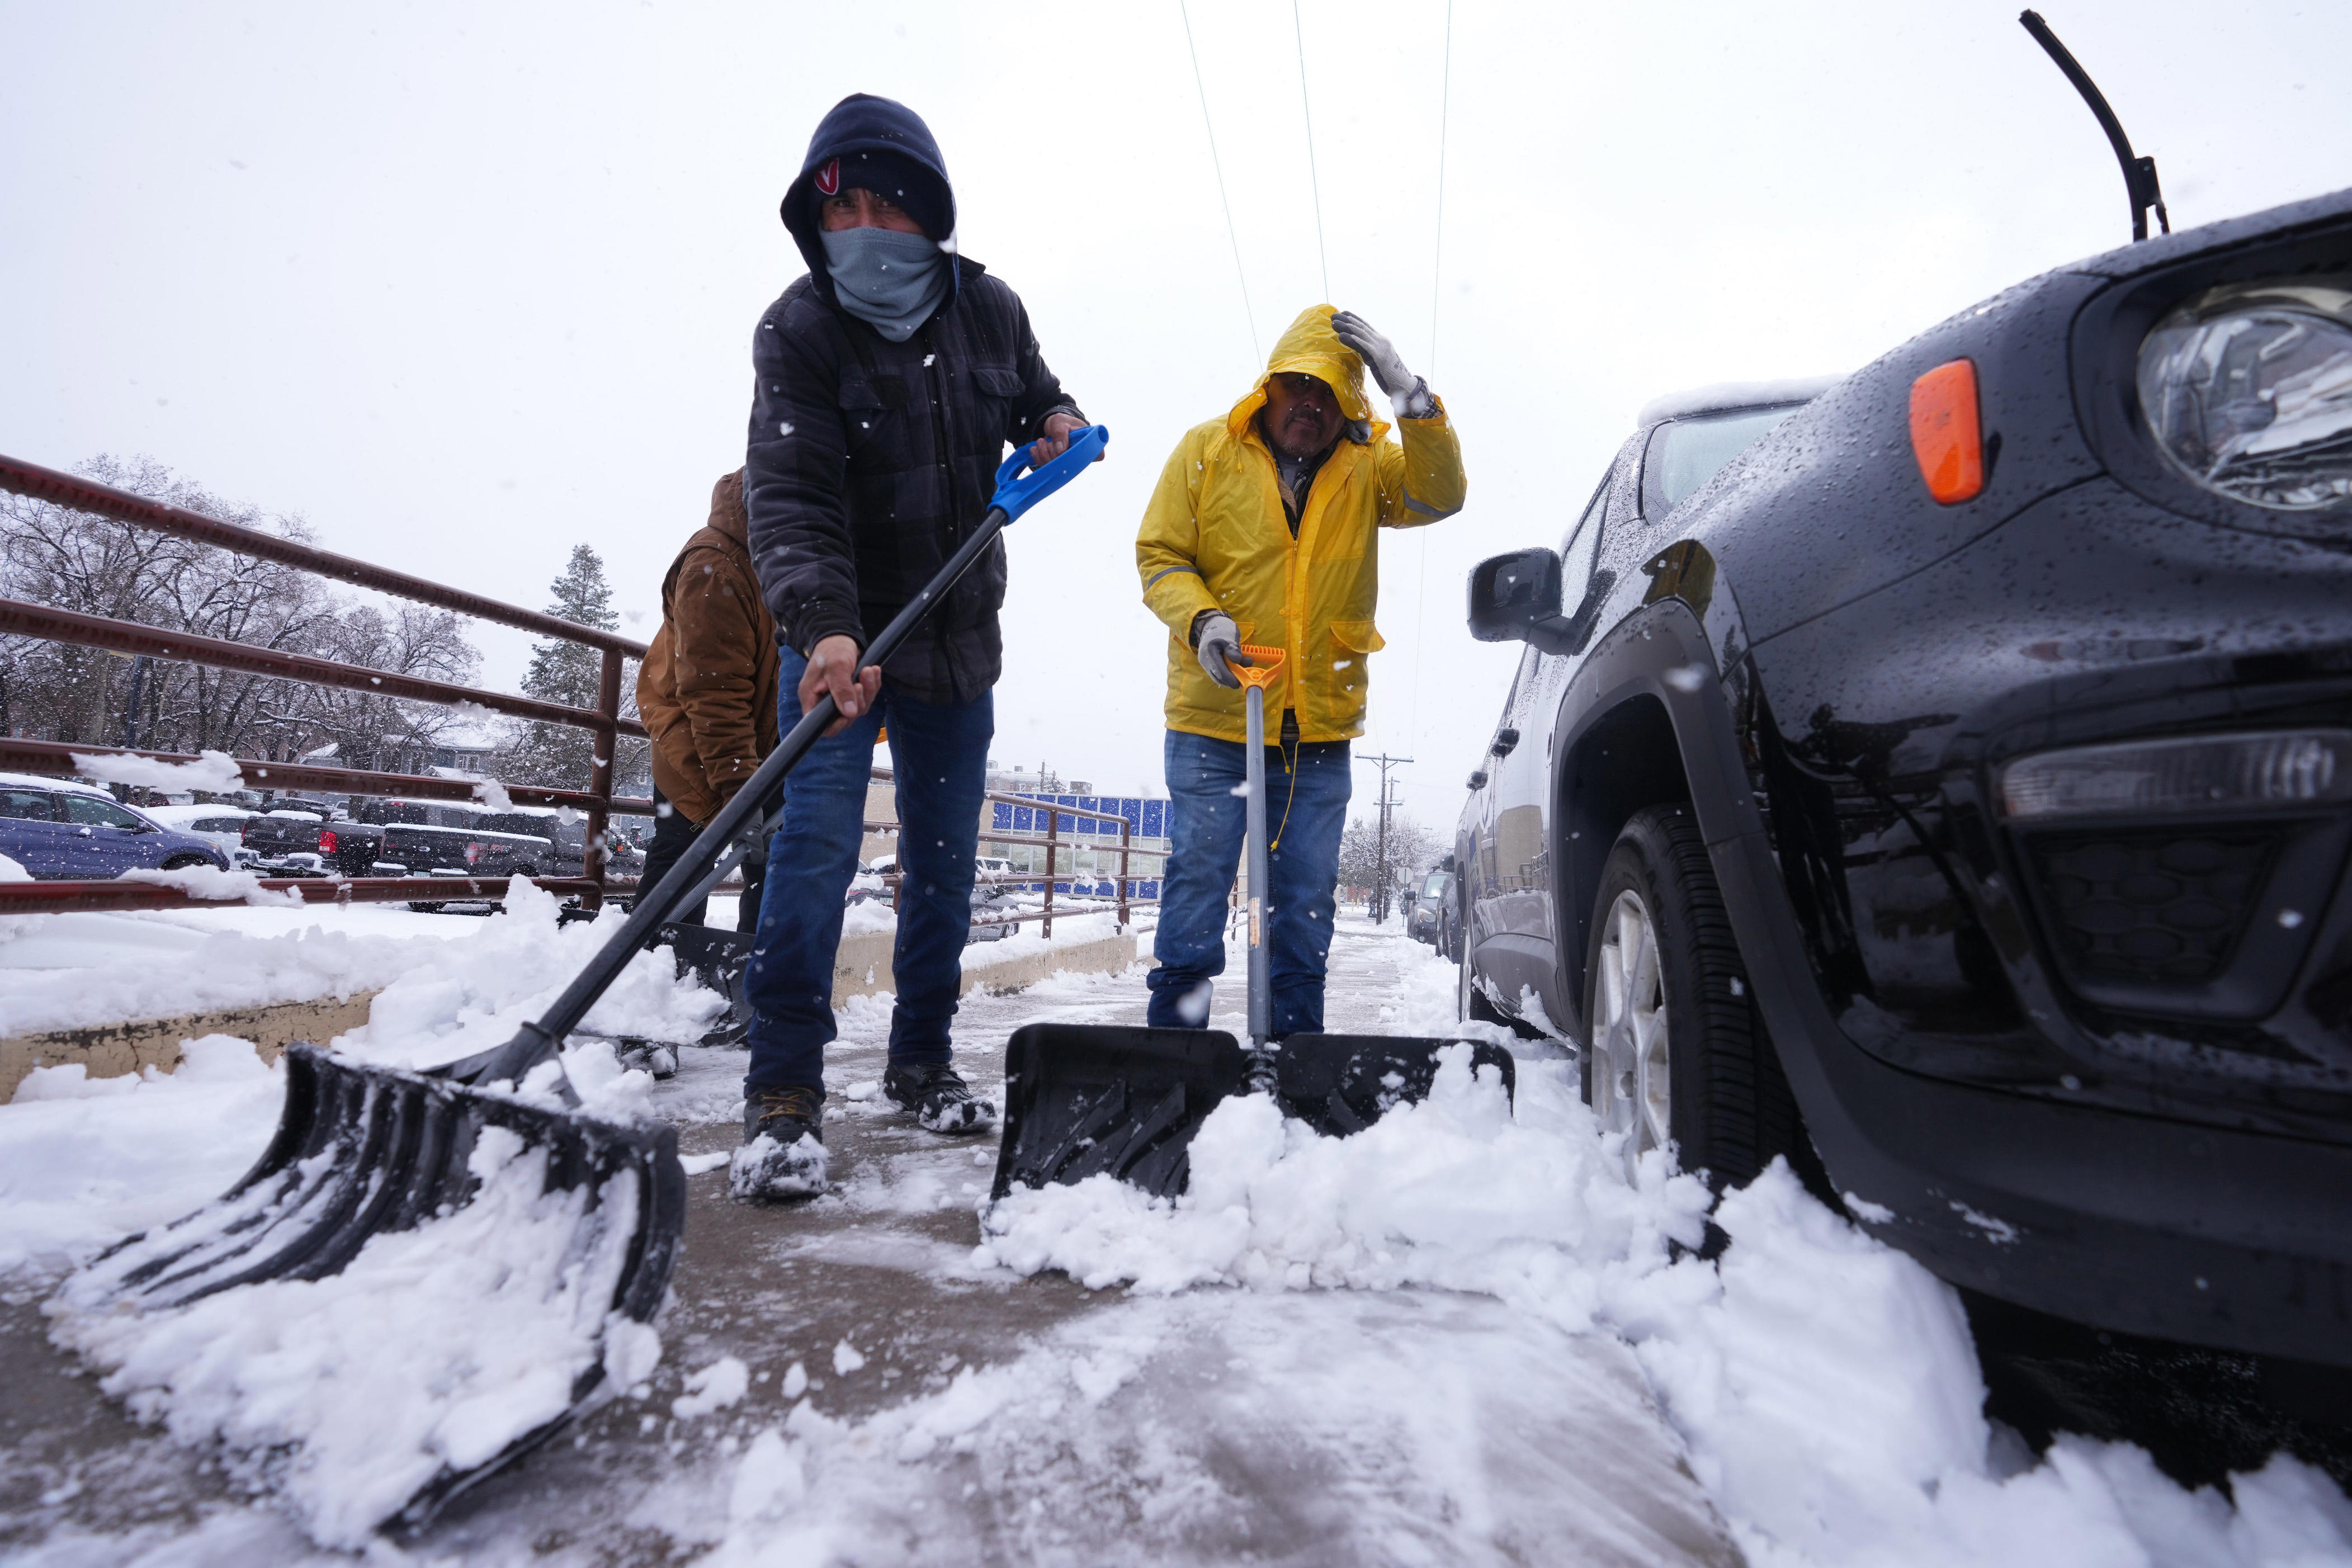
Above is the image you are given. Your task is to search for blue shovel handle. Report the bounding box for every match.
[990,423,1109,522]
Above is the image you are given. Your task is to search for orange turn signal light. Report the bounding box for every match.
[1909,358,1984,504]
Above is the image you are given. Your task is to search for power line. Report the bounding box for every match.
[1406,0,1454,755]
[1291,0,1330,301]
[1179,0,1260,366]
[1430,0,1454,375]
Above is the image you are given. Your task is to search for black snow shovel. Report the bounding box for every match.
[993,643,1514,1202]
[62,423,1112,1531]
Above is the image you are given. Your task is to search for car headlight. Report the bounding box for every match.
[2136,276,2352,511]
[2000,730,2352,821]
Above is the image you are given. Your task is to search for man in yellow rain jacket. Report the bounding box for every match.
[1135,304,1464,1031]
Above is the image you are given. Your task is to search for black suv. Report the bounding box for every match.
[1456,186,2352,1375]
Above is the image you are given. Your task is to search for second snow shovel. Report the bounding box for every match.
[59,423,1111,1533]
[993,644,1514,1202]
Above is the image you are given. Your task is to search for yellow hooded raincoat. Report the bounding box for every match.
[1136,305,1465,744]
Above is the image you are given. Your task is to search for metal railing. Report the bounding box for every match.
[0,454,651,913]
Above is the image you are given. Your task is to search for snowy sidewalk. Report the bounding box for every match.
[4,908,2348,1565]
[2,923,1740,1565]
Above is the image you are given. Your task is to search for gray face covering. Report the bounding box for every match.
[820,226,950,342]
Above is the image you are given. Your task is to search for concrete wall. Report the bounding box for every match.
[831,927,1136,1008]
[1,992,382,1102]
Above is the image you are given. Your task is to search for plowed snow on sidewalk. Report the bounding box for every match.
[1,897,2345,1565]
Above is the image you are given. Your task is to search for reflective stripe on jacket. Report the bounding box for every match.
[1135,305,1465,744]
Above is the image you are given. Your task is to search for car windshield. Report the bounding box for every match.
[1421,872,1447,898]
[1642,404,1804,517]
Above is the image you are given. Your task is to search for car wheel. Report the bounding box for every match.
[158,853,212,871]
[1583,804,1803,1189]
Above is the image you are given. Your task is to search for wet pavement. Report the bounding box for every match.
[1,922,1741,1566]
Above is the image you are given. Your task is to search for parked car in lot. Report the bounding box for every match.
[0,773,232,879]
[1407,867,1457,955]
[241,797,559,883]
[1455,186,2352,1376]
[140,802,261,865]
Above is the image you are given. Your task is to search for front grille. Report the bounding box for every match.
[2027,829,2282,987]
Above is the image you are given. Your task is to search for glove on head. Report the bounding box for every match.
[1330,310,1436,419]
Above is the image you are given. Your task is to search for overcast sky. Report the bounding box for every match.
[6,1,2347,825]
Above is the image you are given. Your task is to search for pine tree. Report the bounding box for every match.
[504,545,622,788]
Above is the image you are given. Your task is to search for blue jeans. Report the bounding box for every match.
[1147,726,1351,1035]
[744,648,992,1093]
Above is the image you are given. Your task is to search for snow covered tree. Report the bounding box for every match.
[500,544,644,792]
[1338,810,1441,914]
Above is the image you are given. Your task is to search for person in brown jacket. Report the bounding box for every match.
[636,469,781,929]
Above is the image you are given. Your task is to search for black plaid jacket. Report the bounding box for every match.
[743,259,1081,705]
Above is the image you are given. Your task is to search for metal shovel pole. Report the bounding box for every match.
[1228,641,1286,1092]
[1244,680,1272,1051]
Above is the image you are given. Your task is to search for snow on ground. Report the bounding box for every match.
[0,902,454,1038]
[0,1035,282,1277]
[979,937,2352,1568]
[49,1119,659,1551]
[1,909,2347,1563]
[3,882,721,1546]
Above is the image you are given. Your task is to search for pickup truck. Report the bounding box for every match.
[242,799,556,880]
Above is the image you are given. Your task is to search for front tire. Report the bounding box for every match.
[1583,804,1803,1189]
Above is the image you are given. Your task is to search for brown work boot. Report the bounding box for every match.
[729,1085,828,1200]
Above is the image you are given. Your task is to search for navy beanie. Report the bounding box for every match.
[781,96,960,296]
[805,147,952,244]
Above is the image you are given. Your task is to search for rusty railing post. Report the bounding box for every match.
[1117,816,1131,930]
[583,646,621,912]
[1042,803,1057,939]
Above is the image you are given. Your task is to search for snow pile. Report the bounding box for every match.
[347,878,725,1071]
[1614,1165,2352,1566]
[120,863,305,908]
[48,1118,659,1550]
[0,882,726,1545]
[0,909,447,1037]
[69,748,245,795]
[977,1045,1701,1315]
[0,851,44,943]
[0,1036,282,1275]
[977,944,2352,1566]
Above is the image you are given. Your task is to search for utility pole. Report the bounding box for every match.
[1356,753,1412,921]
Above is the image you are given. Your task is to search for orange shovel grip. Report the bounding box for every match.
[1227,643,1286,691]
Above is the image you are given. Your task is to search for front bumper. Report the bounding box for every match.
[1817,1032,2351,1366]
[1709,808,2352,1367]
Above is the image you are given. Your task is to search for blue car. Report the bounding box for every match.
[0,772,233,880]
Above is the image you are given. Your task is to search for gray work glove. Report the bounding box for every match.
[1193,611,1248,689]
[723,800,773,870]
[1331,310,1437,419]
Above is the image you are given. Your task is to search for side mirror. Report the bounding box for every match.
[1466,547,1614,659]
[1466,549,1562,644]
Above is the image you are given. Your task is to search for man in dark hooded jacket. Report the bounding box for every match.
[732,93,1085,1201]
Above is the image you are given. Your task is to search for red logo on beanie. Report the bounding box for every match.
[814,158,840,196]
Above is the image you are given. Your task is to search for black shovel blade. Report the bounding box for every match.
[993,1024,1248,1201]
[992,1027,1518,1202]
[655,923,756,1047]
[62,1041,686,1532]
[1271,1034,1517,1139]
[657,921,753,995]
